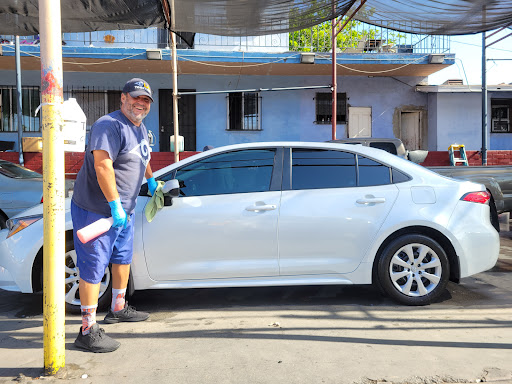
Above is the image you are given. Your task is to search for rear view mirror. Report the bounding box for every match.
[163,179,180,197]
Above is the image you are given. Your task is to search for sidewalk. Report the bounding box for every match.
[1,223,512,384]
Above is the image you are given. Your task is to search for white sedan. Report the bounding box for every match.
[0,142,499,311]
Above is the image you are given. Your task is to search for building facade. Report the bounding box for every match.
[0,26,465,157]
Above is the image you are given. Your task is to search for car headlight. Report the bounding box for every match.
[6,215,43,239]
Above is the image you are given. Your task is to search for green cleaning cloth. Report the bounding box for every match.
[145,180,166,222]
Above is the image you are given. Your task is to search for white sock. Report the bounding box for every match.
[111,288,127,312]
[81,304,97,335]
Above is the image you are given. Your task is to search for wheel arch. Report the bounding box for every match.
[372,225,460,284]
[31,230,75,293]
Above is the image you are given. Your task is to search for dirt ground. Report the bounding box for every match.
[1,220,511,384]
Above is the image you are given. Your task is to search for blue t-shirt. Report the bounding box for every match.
[72,110,151,216]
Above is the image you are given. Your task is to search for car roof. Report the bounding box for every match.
[152,141,435,180]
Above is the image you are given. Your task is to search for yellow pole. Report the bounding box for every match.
[39,0,65,375]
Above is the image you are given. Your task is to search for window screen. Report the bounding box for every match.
[291,149,356,190]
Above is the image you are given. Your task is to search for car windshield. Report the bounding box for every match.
[0,162,42,179]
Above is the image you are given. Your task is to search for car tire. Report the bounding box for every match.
[376,234,449,306]
[64,238,112,314]
[489,196,500,233]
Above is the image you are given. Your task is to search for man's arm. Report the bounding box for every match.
[93,150,119,202]
[145,163,153,180]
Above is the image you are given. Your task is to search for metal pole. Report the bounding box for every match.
[170,0,180,162]
[331,16,337,140]
[39,0,66,375]
[15,36,24,166]
[482,32,488,166]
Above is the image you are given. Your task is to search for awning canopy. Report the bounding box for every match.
[1,0,512,37]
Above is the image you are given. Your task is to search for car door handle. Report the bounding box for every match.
[356,197,386,205]
[245,202,277,212]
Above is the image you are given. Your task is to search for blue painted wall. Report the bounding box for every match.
[0,69,428,152]
[429,91,512,150]
[11,68,511,152]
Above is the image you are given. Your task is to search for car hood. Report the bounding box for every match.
[12,197,72,218]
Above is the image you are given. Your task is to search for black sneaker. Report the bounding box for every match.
[74,324,120,353]
[104,304,149,324]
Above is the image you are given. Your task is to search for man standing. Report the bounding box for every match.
[71,78,158,353]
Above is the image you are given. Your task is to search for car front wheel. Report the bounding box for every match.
[376,234,449,306]
[64,239,112,314]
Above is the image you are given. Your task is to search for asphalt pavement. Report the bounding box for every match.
[1,221,512,384]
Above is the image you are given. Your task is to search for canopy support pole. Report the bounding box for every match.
[15,36,24,166]
[331,0,366,140]
[162,0,180,160]
[482,33,488,165]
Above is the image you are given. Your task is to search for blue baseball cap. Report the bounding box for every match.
[122,78,153,102]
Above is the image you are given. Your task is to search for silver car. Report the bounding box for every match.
[0,142,499,311]
[0,159,74,228]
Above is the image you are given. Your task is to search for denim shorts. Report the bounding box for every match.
[71,201,134,284]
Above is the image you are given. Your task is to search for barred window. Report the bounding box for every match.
[0,87,41,132]
[315,92,347,124]
[227,92,261,131]
[64,87,121,130]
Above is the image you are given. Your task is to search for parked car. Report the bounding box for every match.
[0,142,499,312]
[0,160,74,229]
[331,137,512,231]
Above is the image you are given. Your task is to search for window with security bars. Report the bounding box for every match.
[315,93,347,124]
[227,92,261,131]
[64,87,122,130]
[0,87,41,132]
[491,100,511,133]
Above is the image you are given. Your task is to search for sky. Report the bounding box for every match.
[427,29,512,86]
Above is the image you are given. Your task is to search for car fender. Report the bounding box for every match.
[360,218,465,266]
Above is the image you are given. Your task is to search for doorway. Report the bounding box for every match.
[159,89,196,151]
[400,111,422,150]
[348,107,372,137]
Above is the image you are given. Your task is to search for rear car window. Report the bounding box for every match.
[358,156,392,186]
[291,149,356,189]
[369,142,398,155]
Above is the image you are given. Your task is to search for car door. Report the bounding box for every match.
[142,147,282,281]
[278,148,399,275]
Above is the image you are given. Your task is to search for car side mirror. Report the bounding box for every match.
[163,179,180,198]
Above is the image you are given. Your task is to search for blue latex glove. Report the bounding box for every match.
[147,177,157,196]
[108,198,128,228]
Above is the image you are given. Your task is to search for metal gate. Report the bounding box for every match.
[159,89,196,152]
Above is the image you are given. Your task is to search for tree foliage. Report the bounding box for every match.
[289,5,404,52]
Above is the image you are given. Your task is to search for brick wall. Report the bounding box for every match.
[0,150,511,175]
[420,150,512,166]
[0,151,199,178]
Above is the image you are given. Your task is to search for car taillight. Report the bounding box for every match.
[461,191,491,204]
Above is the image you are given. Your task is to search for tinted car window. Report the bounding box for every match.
[291,149,356,190]
[174,149,276,196]
[0,161,41,179]
[392,168,411,183]
[369,142,398,155]
[358,156,392,186]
